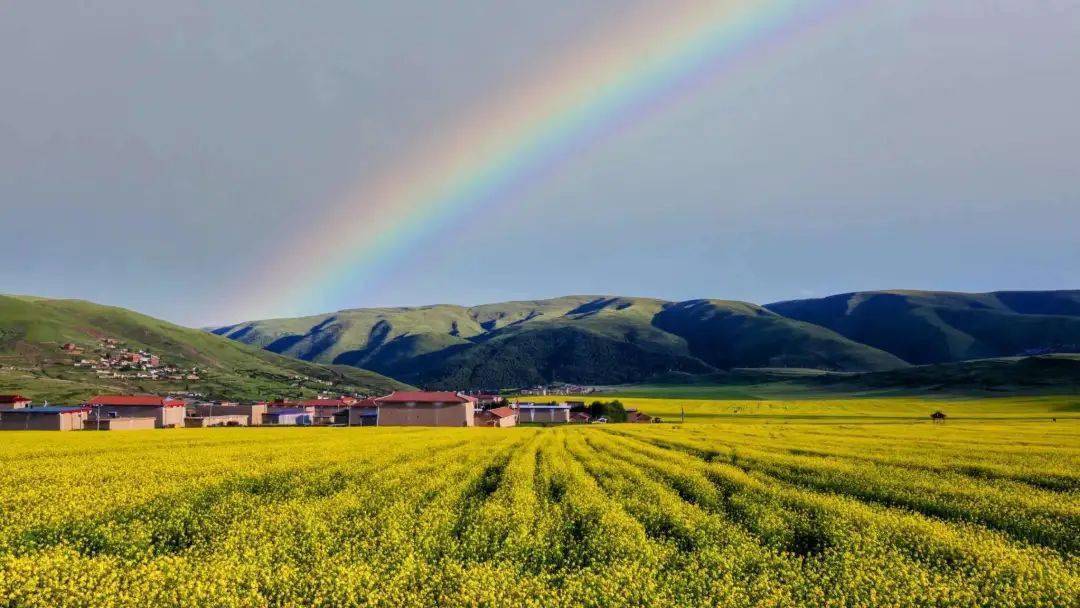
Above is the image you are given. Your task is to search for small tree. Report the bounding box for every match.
[588,400,627,422]
[930,411,947,422]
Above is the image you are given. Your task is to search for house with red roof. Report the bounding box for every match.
[187,402,268,426]
[374,391,476,427]
[476,406,517,428]
[86,395,186,428]
[345,398,380,426]
[570,411,592,424]
[0,395,32,410]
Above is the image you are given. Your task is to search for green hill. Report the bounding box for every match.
[652,299,908,371]
[214,295,908,388]
[765,290,1080,364]
[0,295,409,403]
[808,354,1080,394]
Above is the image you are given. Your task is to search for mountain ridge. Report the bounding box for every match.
[764,289,1080,364]
[210,294,895,388]
[213,290,1079,389]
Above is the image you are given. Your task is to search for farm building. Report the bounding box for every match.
[184,414,248,427]
[300,399,351,425]
[0,394,32,410]
[516,403,571,423]
[627,410,655,423]
[345,398,380,426]
[86,395,186,428]
[0,406,90,431]
[188,402,268,426]
[375,391,476,427]
[263,408,313,426]
[476,406,517,427]
[84,416,157,431]
[267,400,313,412]
[570,411,592,424]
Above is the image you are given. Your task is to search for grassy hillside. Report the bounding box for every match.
[765,290,1080,364]
[0,295,409,403]
[652,299,907,371]
[808,353,1080,393]
[215,295,906,388]
[589,354,1080,401]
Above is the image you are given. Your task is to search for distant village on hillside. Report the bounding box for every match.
[0,335,341,393]
[0,334,655,431]
[62,337,202,382]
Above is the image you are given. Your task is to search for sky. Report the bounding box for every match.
[1,0,1078,327]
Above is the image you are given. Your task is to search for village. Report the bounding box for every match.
[0,336,655,431]
[62,337,202,382]
[0,390,657,431]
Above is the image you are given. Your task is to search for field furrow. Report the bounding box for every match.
[0,420,1076,607]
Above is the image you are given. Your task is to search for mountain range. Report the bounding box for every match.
[212,290,1080,389]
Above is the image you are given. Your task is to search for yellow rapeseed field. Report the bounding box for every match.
[0,417,1076,606]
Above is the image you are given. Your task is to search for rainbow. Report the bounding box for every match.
[234,0,856,321]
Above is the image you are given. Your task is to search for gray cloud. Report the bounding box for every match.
[1,0,1077,325]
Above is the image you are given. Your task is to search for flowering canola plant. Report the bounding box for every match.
[0,420,1075,607]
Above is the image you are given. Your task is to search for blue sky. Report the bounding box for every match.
[1,1,1077,326]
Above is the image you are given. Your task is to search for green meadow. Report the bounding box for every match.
[536,393,1079,422]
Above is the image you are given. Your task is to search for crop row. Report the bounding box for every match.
[0,422,1075,607]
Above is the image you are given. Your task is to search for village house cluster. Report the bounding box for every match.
[0,391,654,431]
[64,338,200,382]
[518,383,597,396]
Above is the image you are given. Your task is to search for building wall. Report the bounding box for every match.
[92,405,183,428]
[184,414,249,427]
[311,409,341,425]
[519,408,570,423]
[0,400,31,410]
[189,404,267,425]
[85,417,157,431]
[265,413,312,426]
[0,411,87,431]
[378,403,473,427]
[267,406,314,417]
[162,406,185,428]
[477,413,518,427]
[348,407,379,426]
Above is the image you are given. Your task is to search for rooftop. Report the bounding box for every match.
[6,406,90,414]
[299,399,349,408]
[376,391,475,404]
